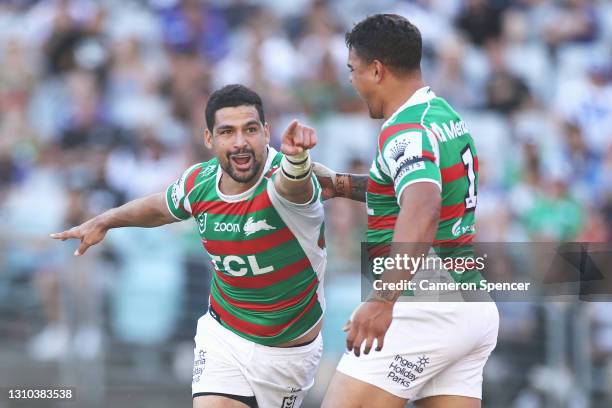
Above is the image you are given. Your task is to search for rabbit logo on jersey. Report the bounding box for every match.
[244,217,275,236]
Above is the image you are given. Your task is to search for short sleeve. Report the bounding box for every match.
[165,163,202,220]
[380,129,441,205]
[267,170,323,210]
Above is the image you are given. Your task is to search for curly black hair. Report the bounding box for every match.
[345,14,422,73]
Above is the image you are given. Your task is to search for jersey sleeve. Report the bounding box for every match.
[267,169,323,210]
[165,163,202,220]
[379,128,441,205]
[267,172,325,268]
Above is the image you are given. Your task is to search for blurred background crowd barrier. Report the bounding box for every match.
[0,0,611,407]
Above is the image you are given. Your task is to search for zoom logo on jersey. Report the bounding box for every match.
[214,221,241,233]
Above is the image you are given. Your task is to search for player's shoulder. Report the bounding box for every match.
[199,157,220,177]
[378,89,457,142]
[423,97,473,145]
[422,96,463,124]
[378,94,436,147]
[378,115,429,153]
[270,149,283,168]
[181,158,218,193]
[261,148,284,180]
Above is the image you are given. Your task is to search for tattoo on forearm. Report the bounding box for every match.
[368,289,400,303]
[350,175,367,202]
[336,174,351,199]
[336,174,367,202]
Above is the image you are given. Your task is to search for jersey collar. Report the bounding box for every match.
[216,146,277,202]
[382,86,436,128]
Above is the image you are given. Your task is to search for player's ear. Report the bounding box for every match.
[263,122,271,145]
[204,129,213,149]
[373,60,384,83]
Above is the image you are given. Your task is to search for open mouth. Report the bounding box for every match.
[229,153,254,171]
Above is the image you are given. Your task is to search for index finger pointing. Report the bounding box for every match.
[294,123,304,146]
[283,120,298,139]
[50,229,80,241]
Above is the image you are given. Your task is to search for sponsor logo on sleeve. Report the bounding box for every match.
[383,132,425,181]
[171,182,181,208]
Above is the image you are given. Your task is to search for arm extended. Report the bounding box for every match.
[50,192,178,256]
[274,120,317,204]
[312,162,368,203]
[274,151,315,204]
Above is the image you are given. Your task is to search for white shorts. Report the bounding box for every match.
[192,313,323,407]
[337,301,499,401]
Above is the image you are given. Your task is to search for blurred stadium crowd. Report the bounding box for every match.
[0,0,612,407]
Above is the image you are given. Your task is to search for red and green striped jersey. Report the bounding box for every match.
[367,86,479,283]
[166,147,326,346]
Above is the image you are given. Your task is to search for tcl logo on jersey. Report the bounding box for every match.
[210,255,274,276]
[214,221,241,233]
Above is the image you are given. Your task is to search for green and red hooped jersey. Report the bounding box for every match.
[367,87,479,283]
[166,147,326,346]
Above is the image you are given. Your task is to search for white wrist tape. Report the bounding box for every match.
[281,150,312,181]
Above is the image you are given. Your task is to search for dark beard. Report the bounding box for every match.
[222,150,262,184]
